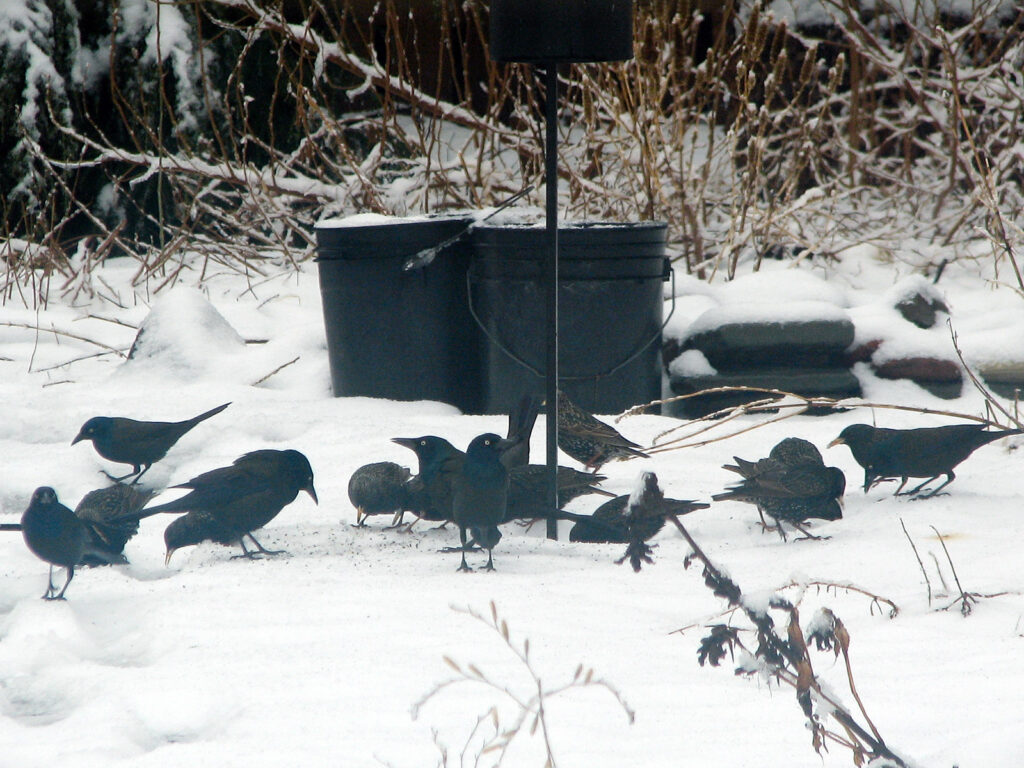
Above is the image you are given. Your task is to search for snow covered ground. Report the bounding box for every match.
[2,250,1024,767]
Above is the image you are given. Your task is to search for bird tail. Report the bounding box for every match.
[79,542,130,567]
[502,395,541,467]
[187,402,231,427]
[723,457,758,478]
[112,497,189,522]
[661,499,711,516]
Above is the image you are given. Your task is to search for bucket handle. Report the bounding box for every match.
[466,259,676,381]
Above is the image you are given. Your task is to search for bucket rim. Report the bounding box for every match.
[315,212,474,232]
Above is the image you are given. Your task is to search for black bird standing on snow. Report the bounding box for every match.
[451,433,510,571]
[72,402,230,483]
[714,437,845,540]
[391,435,463,525]
[390,395,541,528]
[828,422,1024,497]
[347,461,413,527]
[555,390,650,472]
[21,487,134,600]
[121,449,317,563]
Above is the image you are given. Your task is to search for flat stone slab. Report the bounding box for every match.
[665,367,861,418]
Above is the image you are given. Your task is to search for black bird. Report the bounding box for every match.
[555,390,650,472]
[392,435,463,525]
[829,422,1024,497]
[391,398,538,527]
[715,438,845,540]
[73,484,152,565]
[451,433,510,571]
[347,461,413,527]
[393,434,614,529]
[21,487,129,600]
[128,449,317,563]
[568,471,708,546]
[72,402,230,483]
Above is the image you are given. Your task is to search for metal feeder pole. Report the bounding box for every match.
[543,62,559,540]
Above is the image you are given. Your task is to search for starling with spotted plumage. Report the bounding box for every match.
[554,390,650,472]
[715,437,845,540]
[569,471,708,554]
[73,483,152,565]
[347,461,413,527]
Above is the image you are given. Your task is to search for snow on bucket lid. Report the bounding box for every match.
[315,211,472,229]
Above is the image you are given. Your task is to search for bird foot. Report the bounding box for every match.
[439,545,482,554]
[42,594,67,601]
[794,532,831,542]
[480,563,496,572]
[908,491,949,501]
[456,562,474,572]
[231,548,286,560]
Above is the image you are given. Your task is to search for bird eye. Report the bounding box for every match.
[419,440,427,447]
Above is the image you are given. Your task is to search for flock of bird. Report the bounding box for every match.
[4,391,1022,599]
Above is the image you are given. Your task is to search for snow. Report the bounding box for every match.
[668,349,717,378]
[685,301,850,338]
[2,252,1024,766]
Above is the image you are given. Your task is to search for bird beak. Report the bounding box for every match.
[391,437,416,449]
[164,548,176,566]
[826,437,844,448]
[71,431,85,445]
[495,437,518,454]
[305,484,319,505]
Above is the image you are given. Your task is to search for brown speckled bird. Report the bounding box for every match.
[716,437,845,540]
[347,461,414,527]
[569,471,708,557]
[555,391,650,472]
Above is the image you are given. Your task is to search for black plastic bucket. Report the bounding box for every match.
[489,0,634,63]
[315,215,481,412]
[469,221,670,415]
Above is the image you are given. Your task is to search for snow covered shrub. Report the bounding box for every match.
[1,0,1022,296]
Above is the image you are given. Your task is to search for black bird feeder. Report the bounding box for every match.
[489,0,634,539]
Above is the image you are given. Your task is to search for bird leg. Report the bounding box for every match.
[755,508,781,536]
[131,464,153,485]
[911,473,954,499]
[234,533,285,559]
[900,475,943,497]
[790,523,829,541]
[457,527,473,572]
[481,548,496,571]
[43,566,73,600]
[102,467,143,484]
[42,565,58,599]
[386,511,406,528]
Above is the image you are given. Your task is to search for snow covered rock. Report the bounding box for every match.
[126,287,246,377]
